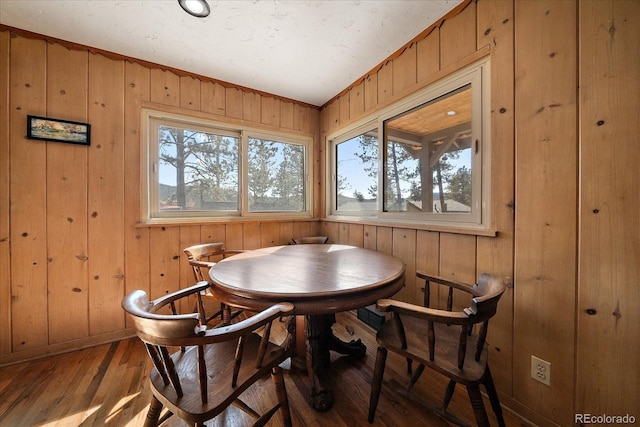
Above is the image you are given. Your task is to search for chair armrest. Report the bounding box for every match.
[150,281,211,311]
[189,259,216,269]
[222,249,246,258]
[416,272,482,297]
[376,298,470,325]
[195,302,295,343]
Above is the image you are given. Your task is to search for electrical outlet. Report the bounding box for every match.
[531,355,551,386]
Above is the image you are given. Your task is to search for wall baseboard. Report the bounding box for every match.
[0,329,136,367]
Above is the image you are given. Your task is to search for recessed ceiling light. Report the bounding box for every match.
[178,0,210,18]
[447,110,456,116]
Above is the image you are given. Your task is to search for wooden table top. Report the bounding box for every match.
[208,244,406,315]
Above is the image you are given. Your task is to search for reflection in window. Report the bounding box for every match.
[336,129,378,211]
[248,137,306,212]
[158,126,239,212]
[384,85,473,214]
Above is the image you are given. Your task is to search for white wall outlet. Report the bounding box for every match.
[531,355,551,386]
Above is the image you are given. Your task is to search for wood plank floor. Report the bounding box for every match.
[0,311,532,426]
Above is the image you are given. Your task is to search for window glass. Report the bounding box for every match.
[158,125,239,213]
[335,129,378,211]
[383,85,472,214]
[143,109,312,222]
[248,137,306,212]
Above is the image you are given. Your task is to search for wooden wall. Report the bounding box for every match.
[0,1,638,425]
[318,1,639,426]
[0,28,320,362]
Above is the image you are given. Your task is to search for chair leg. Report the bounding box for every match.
[272,366,292,427]
[483,367,505,427]
[405,363,424,393]
[368,346,388,423]
[442,379,457,413]
[144,395,163,427]
[467,384,490,427]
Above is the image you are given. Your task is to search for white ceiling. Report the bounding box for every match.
[0,0,462,106]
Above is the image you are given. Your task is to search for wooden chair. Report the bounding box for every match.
[291,236,329,245]
[122,282,294,427]
[368,273,507,427]
[184,242,245,325]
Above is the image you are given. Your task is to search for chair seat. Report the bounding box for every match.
[150,333,287,422]
[377,315,488,384]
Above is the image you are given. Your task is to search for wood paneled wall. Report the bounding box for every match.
[318,1,639,426]
[576,0,639,418]
[0,29,320,361]
[1,1,638,425]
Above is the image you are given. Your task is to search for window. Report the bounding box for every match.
[328,58,490,230]
[334,126,378,212]
[142,110,312,222]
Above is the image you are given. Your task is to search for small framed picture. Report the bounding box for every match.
[27,115,91,146]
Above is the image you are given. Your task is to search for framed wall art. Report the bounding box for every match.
[27,115,91,146]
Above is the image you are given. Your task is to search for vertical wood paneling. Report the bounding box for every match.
[392,228,417,303]
[392,42,417,96]
[200,224,226,244]
[514,1,577,423]
[375,227,393,254]
[321,100,339,134]
[200,81,225,116]
[339,94,350,126]
[123,61,150,328]
[377,62,393,105]
[440,1,477,68]
[439,233,476,310]
[338,222,350,244]
[46,43,89,343]
[150,69,179,106]
[291,221,311,241]
[301,105,319,136]
[179,75,200,110]
[148,227,180,298]
[242,92,261,123]
[363,225,377,250]
[280,101,294,130]
[363,74,378,113]
[577,0,640,416]
[259,222,280,247]
[319,221,340,245]
[417,28,440,82]
[416,230,439,276]
[225,223,244,250]
[347,224,364,247]
[87,54,125,335]
[243,223,262,249]
[349,83,364,119]
[476,0,515,394]
[179,226,201,312]
[278,221,294,245]
[416,230,440,306]
[280,101,296,129]
[261,96,280,127]
[9,37,48,351]
[0,30,10,354]
[225,87,242,119]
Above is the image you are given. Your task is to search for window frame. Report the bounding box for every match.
[326,57,492,232]
[141,108,313,224]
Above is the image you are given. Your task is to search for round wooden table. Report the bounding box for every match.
[208,244,405,411]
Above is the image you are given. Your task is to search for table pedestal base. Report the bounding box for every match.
[287,314,367,411]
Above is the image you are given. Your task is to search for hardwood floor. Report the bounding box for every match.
[0,311,531,426]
